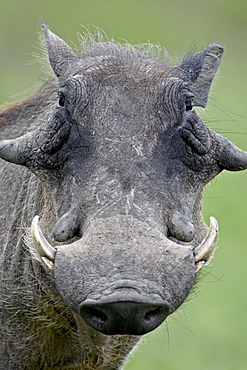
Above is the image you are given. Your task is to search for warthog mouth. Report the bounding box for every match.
[30,215,218,273]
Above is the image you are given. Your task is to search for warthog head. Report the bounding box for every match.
[1,25,247,335]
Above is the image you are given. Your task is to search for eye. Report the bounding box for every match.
[58,92,65,107]
[185,99,193,111]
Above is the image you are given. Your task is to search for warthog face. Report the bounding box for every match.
[1,25,247,335]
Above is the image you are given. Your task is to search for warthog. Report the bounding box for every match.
[0,25,247,369]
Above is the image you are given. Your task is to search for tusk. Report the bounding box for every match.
[31,215,56,262]
[41,256,54,270]
[195,261,205,273]
[194,217,219,271]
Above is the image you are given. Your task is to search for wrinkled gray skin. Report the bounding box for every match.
[1,26,247,369]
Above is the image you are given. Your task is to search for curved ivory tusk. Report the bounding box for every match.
[41,256,54,270]
[194,216,219,265]
[31,215,56,262]
[195,261,205,273]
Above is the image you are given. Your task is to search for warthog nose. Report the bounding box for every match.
[79,295,171,335]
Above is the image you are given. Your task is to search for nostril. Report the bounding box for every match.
[83,307,107,326]
[144,307,163,324]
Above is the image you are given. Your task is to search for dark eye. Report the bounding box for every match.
[58,93,65,107]
[185,100,193,111]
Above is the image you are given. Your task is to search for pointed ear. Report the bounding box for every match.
[179,44,224,107]
[42,23,80,78]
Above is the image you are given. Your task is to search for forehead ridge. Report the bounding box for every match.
[58,39,178,85]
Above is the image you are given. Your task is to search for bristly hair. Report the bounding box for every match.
[35,24,174,77]
[77,25,172,62]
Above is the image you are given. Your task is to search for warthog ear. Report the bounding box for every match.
[43,23,80,78]
[179,44,224,107]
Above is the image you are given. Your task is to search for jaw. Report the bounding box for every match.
[30,214,218,335]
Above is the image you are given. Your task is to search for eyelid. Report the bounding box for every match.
[184,92,195,100]
[182,85,195,98]
[185,97,194,105]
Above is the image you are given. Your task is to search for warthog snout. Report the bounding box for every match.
[79,292,171,335]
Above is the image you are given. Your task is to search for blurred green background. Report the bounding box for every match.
[0,0,246,369]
